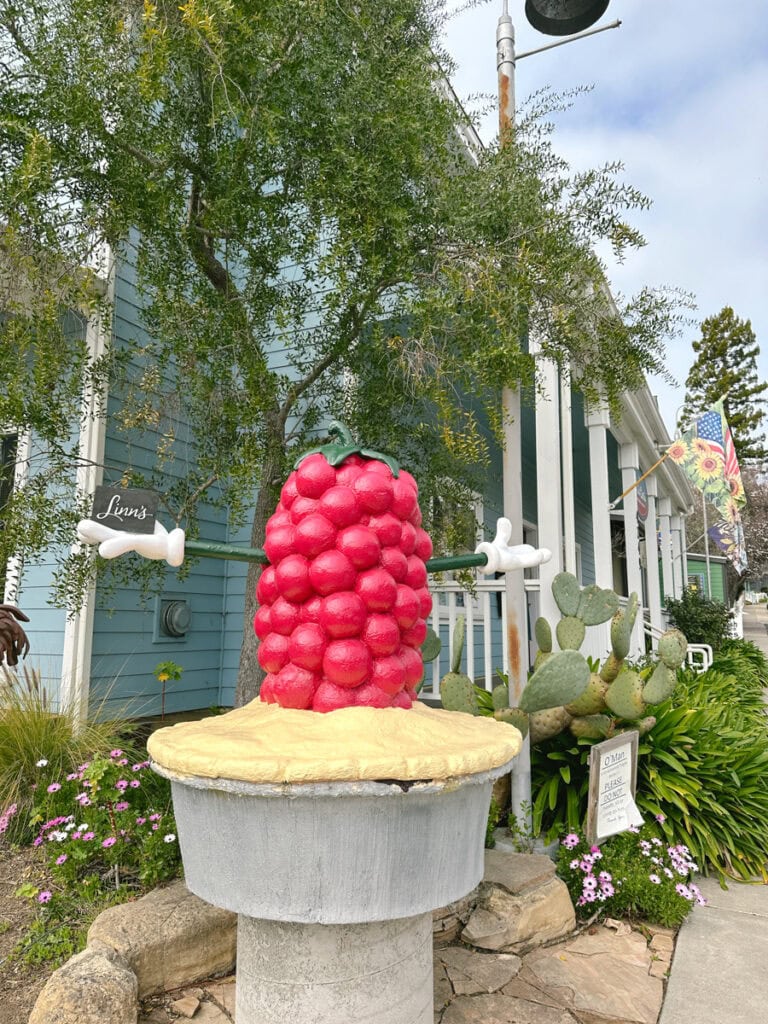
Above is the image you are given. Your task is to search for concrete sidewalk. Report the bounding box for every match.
[661,600,768,1024]
[660,874,768,1024]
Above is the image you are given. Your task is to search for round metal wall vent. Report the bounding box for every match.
[160,600,191,638]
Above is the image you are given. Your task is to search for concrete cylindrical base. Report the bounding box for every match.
[236,912,433,1024]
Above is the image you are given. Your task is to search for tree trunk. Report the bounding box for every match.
[234,422,287,708]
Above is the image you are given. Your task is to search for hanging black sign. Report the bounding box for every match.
[91,486,159,535]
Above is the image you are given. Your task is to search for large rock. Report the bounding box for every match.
[462,876,575,954]
[29,946,137,1024]
[87,880,236,996]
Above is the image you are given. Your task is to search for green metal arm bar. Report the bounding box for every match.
[184,539,488,575]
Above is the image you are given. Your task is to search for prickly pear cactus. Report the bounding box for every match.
[564,673,608,716]
[521,573,687,746]
[535,616,552,654]
[552,573,582,617]
[439,616,477,715]
[605,668,646,720]
[577,584,620,626]
[556,616,586,651]
[569,714,612,740]
[529,705,572,744]
[657,629,687,669]
[494,706,529,739]
[519,649,590,713]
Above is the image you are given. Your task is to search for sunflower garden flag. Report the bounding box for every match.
[667,399,745,522]
[667,399,747,572]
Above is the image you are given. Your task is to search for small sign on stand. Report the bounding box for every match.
[91,486,159,535]
[586,730,643,844]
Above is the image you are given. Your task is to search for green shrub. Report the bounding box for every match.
[557,823,704,928]
[532,660,768,881]
[0,667,134,844]
[665,588,731,652]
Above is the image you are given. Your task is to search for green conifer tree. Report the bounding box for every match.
[679,307,767,462]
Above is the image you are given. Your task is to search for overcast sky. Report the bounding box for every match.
[441,0,768,440]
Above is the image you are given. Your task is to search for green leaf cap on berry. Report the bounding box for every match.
[295,420,401,476]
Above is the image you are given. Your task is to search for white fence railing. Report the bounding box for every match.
[423,582,712,705]
[422,577,540,700]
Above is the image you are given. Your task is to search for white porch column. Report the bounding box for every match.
[535,357,564,632]
[619,442,644,657]
[560,374,577,577]
[585,402,613,658]
[60,249,113,721]
[670,514,684,598]
[643,476,662,641]
[679,515,689,589]
[658,497,674,606]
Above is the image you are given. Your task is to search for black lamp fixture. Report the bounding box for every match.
[525,0,610,37]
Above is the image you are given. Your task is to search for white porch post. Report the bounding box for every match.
[670,514,684,599]
[60,250,113,721]
[535,356,564,631]
[658,497,674,606]
[643,476,662,642]
[619,442,644,657]
[560,374,577,577]
[585,401,613,657]
[679,515,689,589]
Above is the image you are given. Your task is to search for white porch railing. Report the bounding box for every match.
[422,582,713,705]
[643,611,713,672]
[422,577,540,699]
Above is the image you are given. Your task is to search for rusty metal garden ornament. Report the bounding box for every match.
[0,604,30,667]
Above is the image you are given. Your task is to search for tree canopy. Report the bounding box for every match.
[679,306,767,463]
[0,0,688,704]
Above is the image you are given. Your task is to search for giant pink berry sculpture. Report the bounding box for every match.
[255,423,433,712]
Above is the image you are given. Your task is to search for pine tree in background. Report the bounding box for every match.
[679,307,767,462]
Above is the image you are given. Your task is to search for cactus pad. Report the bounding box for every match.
[556,615,586,651]
[610,593,639,661]
[552,572,581,617]
[451,616,466,674]
[440,671,478,715]
[657,629,688,669]
[519,649,590,713]
[642,662,677,705]
[605,668,646,720]
[565,673,608,716]
[569,714,612,740]
[421,627,442,664]
[529,705,572,744]
[494,706,529,739]
[577,585,620,626]
[534,616,553,654]
[492,681,510,711]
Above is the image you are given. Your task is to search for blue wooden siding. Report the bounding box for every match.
[12,310,88,705]
[90,253,229,718]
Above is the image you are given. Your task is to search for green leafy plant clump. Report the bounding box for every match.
[1,670,183,967]
[665,587,732,653]
[0,667,136,845]
[532,640,768,881]
[557,822,705,928]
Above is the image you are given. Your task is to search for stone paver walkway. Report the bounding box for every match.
[140,919,671,1024]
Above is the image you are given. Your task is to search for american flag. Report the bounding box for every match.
[695,409,725,459]
[694,400,745,509]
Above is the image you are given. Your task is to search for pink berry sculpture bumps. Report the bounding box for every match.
[254,422,434,712]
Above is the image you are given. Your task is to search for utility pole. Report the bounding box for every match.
[494,1,621,829]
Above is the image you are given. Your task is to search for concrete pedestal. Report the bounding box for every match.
[154,766,513,924]
[236,913,433,1024]
[152,743,517,1022]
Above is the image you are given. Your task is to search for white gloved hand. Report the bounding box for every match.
[77,519,186,567]
[475,517,552,574]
